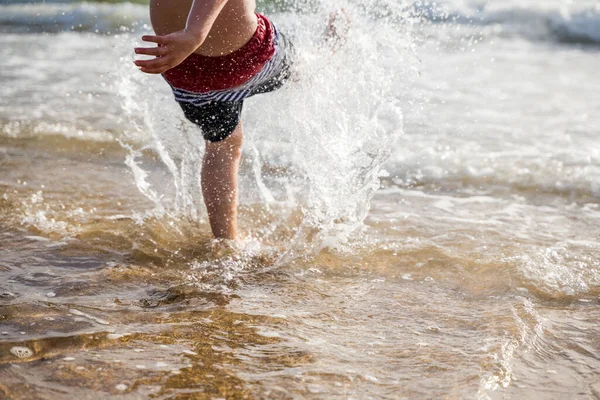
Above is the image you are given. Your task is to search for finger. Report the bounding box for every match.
[135,46,168,57]
[140,62,174,74]
[140,67,167,74]
[134,57,171,69]
[141,35,169,45]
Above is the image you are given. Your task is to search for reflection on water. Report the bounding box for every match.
[1,136,599,398]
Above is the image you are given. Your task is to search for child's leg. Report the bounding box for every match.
[201,123,243,241]
[324,9,350,51]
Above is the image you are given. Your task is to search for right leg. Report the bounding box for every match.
[324,9,350,51]
[201,123,244,242]
[175,101,244,241]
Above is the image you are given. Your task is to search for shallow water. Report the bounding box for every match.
[1,0,600,399]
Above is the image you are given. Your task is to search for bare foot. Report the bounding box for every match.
[207,237,244,259]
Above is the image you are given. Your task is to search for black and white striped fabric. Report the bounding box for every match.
[170,25,291,107]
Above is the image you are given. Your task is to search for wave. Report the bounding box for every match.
[385,150,600,205]
[0,3,148,34]
[412,2,600,46]
[2,1,600,46]
[0,0,304,34]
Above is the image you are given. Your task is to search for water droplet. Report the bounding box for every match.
[115,384,128,391]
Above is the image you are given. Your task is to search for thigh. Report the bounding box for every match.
[178,100,244,142]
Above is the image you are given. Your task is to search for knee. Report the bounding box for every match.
[227,126,244,156]
[224,126,243,160]
[205,125,243,161]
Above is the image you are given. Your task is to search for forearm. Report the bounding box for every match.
[185,0,229,45]
[135,0,230,74]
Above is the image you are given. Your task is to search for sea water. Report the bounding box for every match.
[0,0,599,398]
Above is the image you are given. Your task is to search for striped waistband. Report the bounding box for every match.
[169,25,288,106]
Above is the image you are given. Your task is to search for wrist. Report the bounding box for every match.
[181,27,205,52]
[183,26,204,40]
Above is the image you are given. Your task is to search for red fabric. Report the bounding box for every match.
[162,14,275,93]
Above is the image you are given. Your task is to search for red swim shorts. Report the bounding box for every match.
[162,14,294,142]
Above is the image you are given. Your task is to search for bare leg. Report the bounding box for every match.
[201,123,243,241]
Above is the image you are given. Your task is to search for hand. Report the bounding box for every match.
[134,29,202,74]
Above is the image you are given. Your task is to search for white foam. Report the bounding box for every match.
[107,333,129,340]
[69,308,110,325]
[509,245,600,296]
[24,235,50,242]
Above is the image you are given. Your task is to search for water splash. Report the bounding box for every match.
[114,34,206,221]
[112,1,417,258]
